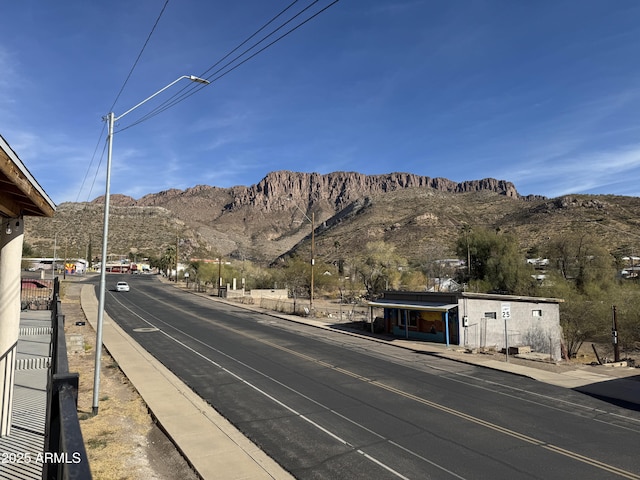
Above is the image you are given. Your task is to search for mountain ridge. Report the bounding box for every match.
[26,170,639,266]
[93,171,543,209]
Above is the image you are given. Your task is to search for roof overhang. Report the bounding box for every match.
[0,134,56,218]
[367,299,458,312]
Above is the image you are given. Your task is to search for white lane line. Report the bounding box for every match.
[111,288,640,479]
[356,449,410,480]
[388,441,467,480]
[109,294,423,480]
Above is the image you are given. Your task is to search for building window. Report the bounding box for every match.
[398,311,419,327]
[532,309,543,317]
[484,312,497,319]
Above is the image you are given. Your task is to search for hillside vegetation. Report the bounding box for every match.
[25,171,640,358]
[24,171,640,268]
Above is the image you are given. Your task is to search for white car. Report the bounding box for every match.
[116,281,130,292]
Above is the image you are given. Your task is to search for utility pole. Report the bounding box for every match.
[310,211,315,312]
[612,305,620,362]
[462,224,471,277]
[286,196,315,314]
[175,227,179,283]
[93,74,210,416]
[217,256,222,297]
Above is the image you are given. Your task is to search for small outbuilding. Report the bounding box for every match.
[368,291,563,360]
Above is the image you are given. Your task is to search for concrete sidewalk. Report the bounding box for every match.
[80,284,294,480]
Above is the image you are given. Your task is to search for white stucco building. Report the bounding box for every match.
[369,291,564,360]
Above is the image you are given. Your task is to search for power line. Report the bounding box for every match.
[118,0,340,133]
[75,121,107,203]
[117,0,314,131]
[109,0,171,113]
[76,1,171,204]
[77,0,339,204]
[200,0,304,80]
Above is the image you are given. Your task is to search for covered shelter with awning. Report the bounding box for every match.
[368,291,563,359]
[0,134,55,436]
[367,296,460,346]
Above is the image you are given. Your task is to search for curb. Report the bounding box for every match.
[80,284,294,480]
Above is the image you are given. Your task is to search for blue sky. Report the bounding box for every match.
[2,0,640,205]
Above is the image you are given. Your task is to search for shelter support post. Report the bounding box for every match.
[0,216,24,436]
[445,310,450,348]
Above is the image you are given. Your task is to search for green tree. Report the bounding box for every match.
[245,263,279,290]
[157,245,176,278]
[455,228,536,295]
[313,262,339,294]
[401,269,427,291]
[186,260,201,287]
[354,241,404,298]
[544,233,616,294]
[195,262,218,287]
[539,275,608,358]
[282,256,311,309]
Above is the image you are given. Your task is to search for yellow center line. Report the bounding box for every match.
[133,293,640,479]
[229,324,640,479]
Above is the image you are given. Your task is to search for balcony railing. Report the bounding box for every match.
[42,278,92,480]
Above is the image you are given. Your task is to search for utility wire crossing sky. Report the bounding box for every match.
[2,0,640,204]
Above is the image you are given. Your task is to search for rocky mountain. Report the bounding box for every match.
[24,170,639,265]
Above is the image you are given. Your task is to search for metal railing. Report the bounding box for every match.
[43,279,92,480]
[21,278,54,311]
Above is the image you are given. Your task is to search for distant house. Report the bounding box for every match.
[620,255,640,279]
[426,277,460,292]
[621,266,640,279]
[526,258,549,268]
[368,291,563,360]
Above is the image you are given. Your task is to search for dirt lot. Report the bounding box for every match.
[61,279,199,480]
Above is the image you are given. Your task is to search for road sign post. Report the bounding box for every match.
[502,303,511,362]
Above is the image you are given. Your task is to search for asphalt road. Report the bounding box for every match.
[98,275,640,480]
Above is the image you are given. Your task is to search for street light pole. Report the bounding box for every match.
[175,226,179,283]
[92,74,209,415]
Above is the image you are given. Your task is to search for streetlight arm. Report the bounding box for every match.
[114,75,210,122]
[93,72,209,415]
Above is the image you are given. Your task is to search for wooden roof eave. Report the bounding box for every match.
[0,135,56,218]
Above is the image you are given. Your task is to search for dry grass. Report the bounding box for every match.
[61,280,198,480]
